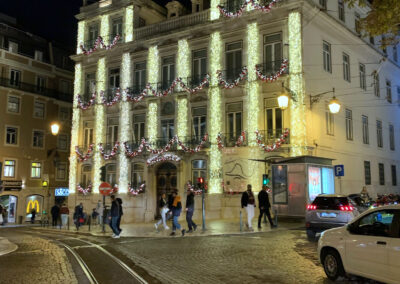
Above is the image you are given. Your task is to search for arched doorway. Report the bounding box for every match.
[155,162,177,217]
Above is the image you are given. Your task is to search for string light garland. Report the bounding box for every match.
[128,182,146,196]
[217,67,248,89]
[100,89,121,106]
[77,183,93,195]
[177,134,208,153]
[235,131,246,147]
[98,142,120,160]
[217,0,280,18]
[255,129,290,152]
[75,144,94,162]
[77,92,96,110]
[256,59,288,82]
[123,140,146,158]
[80,35,120,55]
[146,153,181,166]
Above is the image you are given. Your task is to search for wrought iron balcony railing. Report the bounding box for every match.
[256,59,289,76]
[219,132,248,147]
[257,129,290,145]
[219,67,246,83]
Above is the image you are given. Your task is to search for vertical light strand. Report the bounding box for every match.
[100,14,110,39]
[124,5,134,42]
[288,11,307,157]
[147,101,158,143]
[147,46,159,143]
[77,21,85,54]
[118,53,132,193]
[208,32,222,194]
[93,57,107,193]
[69,63,82,193]
[177,39,190,142]
[177,97,188,140]
[210,0,221,21]
[246,22,261,190]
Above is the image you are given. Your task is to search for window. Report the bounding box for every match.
[338,0,345,22]
[355,13,361,35]
[106,164,116,186]
[81,165,92,187]
[10,69,21,86]
[88,24,99,45]
[266,107,283,137]
[353,210,395,237]
[192,160,207,183]
[36,76,46,93]
[192,107,207,139]
[34,50,43,61]
[226,41,242,81]
[84,127,93,147]
[226,102,242,144]
[112,17,123,38]
[131,163,144,187]
[134,62,146,91]
[319,0,327,9]
[32,131,44,148]
[323,41,332,73]
[161,119,175,142]
[345,109,353,140]
[393,45,398,62]
[58,134,68,151]
[31,162,41,178]
[56,163,67,181]
[391,165,397,186]
[108,68,120,89]
[326,105,334,135]
[162,56,175,89]
[343,53,350,82]
[7,96,20,113]
[34,101,45,118]
[59,107,69,121]
[264,33,282,74]
[389,124,395,150]
[374,72,380,97]
[364,161,371,185]
[4,160,15,177]
[8,41,18,53]
[133,114,145,143]
[59,80,72,95]
[377,120,383,148]
[85,73,96,100]
[192,49,207,84]
[6,127,18,145]
[379,163,385,185]
[386,80,392,103]
[359,64,366,90]
[107,117,119,145]
[362,115,369,144]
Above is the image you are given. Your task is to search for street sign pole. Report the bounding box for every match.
[202,187,206,231]
[102,195,106,233]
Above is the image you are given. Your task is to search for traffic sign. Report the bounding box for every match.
[334,165,344,177]
[99,182,113,196]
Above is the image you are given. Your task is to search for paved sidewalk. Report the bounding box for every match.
[0,237,18,256]
[34,217,304,238]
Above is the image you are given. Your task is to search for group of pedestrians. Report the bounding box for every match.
[50,203,70,228]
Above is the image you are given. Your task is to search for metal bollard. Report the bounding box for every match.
[274,208,278,227]
[88,216,91,232]
[239,211,243,232]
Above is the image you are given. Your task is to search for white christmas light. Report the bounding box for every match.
[77,21,85,54]
[177,97,188,140]
[100,15,110,39]
[210,0,221,20]
[125,5,134,42]
[288,11,306,157]
[147,101,158,143]
[177,39,190,92]
[148,46,159,88]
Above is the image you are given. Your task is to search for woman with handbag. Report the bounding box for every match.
[73,203,84,230]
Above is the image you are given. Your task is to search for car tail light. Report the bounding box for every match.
[339,205,354,211]
[307,204,317,210]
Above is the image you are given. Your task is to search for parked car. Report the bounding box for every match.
[347,193,371,213]
[318,204,400,283]
[306,194,359,240]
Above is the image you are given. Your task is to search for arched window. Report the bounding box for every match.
[131,162,144,187]
[192,159,206,183]
[81,165,92,187]
[106,163,117,186]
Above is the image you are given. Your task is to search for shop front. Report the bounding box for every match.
[25,195,44,222]
[0,195,17,223]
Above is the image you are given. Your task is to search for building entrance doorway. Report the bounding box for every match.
[156,162,177,218]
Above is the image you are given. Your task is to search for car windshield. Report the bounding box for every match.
[312,197,349,210]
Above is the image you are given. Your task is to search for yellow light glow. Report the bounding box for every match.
[177,97,188,141]
[208,32,222,194]
[277,93,289,109]
[147,101,158,143]
[77,21,85,54]
[210,0,221,20]
[177,39,190,92]
[51,123,60,136]
[288,11,307,157]
[42,180,48,187]
[328,97,341,114]
[93,57,107,193]
[26,200,39,214]
[100,15,110,39]
[125,5,134,42]
[148,46,159,88]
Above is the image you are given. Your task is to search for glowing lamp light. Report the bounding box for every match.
[328,97,341,114]
[277,93,289,109]
[51,123,60,136]
[42,181,48,187]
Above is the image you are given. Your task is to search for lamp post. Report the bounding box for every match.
[42,180,49,220]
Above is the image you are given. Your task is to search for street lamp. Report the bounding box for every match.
[310,88,341,114]
[51,123,60,136]
[328,97,341,114]
[277,82,297,109]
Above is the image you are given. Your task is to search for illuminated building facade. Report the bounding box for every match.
[70,0,400,222]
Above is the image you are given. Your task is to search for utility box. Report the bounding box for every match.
[271,156,335,217]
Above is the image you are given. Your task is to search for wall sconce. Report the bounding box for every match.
[310,88,341,114]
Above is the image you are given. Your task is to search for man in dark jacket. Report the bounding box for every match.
[51,204,60,227]
[109,195,120,238]
[170,190,185,237]
[185,189,197,233]
[258,185,276,229]
[116,198,123,233]
[241,184,256,230]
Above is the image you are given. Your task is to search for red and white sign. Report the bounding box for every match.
[99,182,113,196]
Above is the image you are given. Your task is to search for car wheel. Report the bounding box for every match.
[322,249,345,281]
[306,229,316,241]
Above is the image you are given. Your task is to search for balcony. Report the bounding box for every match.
[219,132,248,147]
[218,67,247,84]
[219,0,273,12]
[125,135,211,152]
[135,10,210,40]
[257,129,290,146]
[82,33,123,50]
[180,74,210,89]
[257,59,289,76]
[0,77,73,103]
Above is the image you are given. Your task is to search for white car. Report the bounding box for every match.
[318,204,400,283]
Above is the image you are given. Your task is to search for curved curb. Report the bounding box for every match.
[0,237,18,256]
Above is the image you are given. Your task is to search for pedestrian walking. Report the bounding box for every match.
[109,195,121,238]
[0,205,4,226]
[258,185,276,229]
[60,204,69,228]
[73,203,84,230]
[91,208,99,225]
[51,204,60,227]
[170,190,185,237]
[154,193,170,230]
[185,189,197,233]
[31,208,36,224]
[96,200,103,225]
[241,184,256,231]
[116,198,123,233]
